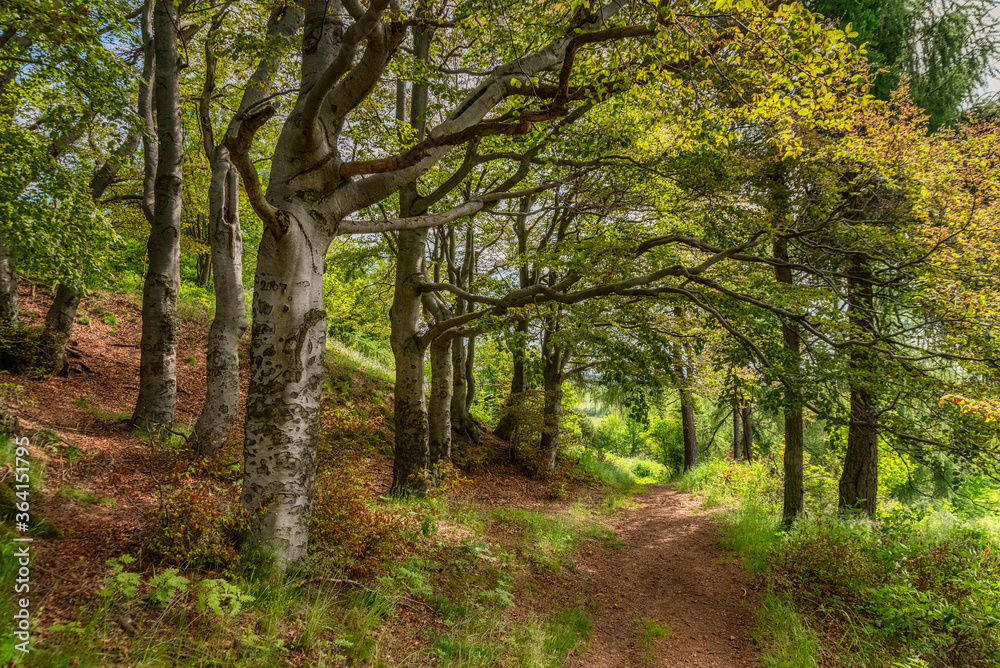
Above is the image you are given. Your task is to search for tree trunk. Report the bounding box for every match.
[741,401,753,462]
[0,237,18,324]
[732,399,742,460]
[193,149,247,456]
[241,218,329,567]
[451,334,478,440]
[390,227,429,496]
[428,336,452,484]
[464,333,476,412]
[494,319,527,441]
[680,385,698,471]
[839,259,878,515]
[132,0,183,432]
[45,284,80,339]
[775,234,804,527]
[541,348,565,472]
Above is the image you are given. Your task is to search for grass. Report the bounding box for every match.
[71,393,132,422]
[570,447,666,510]
[716,503,782,574]
[753,593,820,668]
[328,339,394,384]
[56,485,106,505]
[488,507,619,570]
[639,617,671,647]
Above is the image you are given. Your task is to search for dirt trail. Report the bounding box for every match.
[573,486,759,667]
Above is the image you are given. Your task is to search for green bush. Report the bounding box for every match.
[781,512,1000,666]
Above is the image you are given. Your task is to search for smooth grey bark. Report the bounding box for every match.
[232,0,636,565]
[192,151,246,455]
[44,284,80,339]
[191,5,301,456]
[138,0,157,225]
[672,306,698,471]
[732,399,742,460]
[0,237,17,324]
[428,337,452,483]
[241,222,329,565]
[539,319,570,472]
[422,282,456,485]
[132,0,183,431]
[775,233,804,528]
[839,259,878,515]
[390,226,430,495]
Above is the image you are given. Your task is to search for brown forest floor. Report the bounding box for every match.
[569,486,759,667]
[6,283,759,666]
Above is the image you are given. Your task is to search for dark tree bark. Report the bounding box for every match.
[741,400,754,462]
[775,233,804,527]
[44,284,79,339]
[465,333,476,410]
[838,258,878,515]
[540,326,568,472]
[132,0,183,432]
[732,399,742,460]
[428,336,452,483]
[494,318,528,441]
[679,384,698,471]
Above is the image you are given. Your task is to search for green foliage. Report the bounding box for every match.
[639,617,671,647]
[782,512,1000,666]
[487,506,619,571]
[147,480,252,569]
[753,592,820,668]
[676,457,781,510]
[310,460,413,579]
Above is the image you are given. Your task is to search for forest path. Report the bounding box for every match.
[572,485,759,667]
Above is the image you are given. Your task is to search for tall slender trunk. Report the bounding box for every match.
[241,217,329,566]
[494,318,527,441]
[464,333,476,413]
[193,149,247,455]
[673,306,698,471]
[775,233,804,527]
[541,345,565,472]
[839,258,878,515]
[741,401,753,461]
[390,226,430,495]
[0,237,17,324]
[679,385,698,471]
[428,337,452,484]
[132,0,183,432]
[732,399,742,460]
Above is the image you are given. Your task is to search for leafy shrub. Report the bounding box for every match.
[781,512,1000,667]
[310,460,412,578]
[146,480,251,568]
[677,457,780,509]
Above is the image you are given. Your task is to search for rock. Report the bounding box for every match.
[0,396,18,436]
[31,518,61,539]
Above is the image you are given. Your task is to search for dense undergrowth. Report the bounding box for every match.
[679,458,1000,668]
[2,343,670,667]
